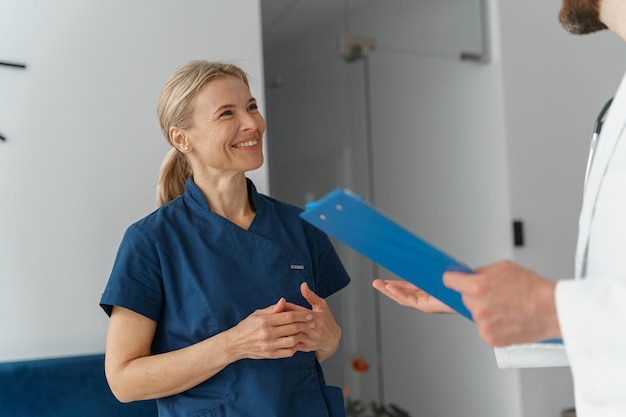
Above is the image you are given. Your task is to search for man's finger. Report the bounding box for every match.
[442,271,474,292]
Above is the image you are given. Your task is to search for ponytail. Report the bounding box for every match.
[157,148,192,206]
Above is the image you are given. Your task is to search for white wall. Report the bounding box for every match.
[0,0,267,362]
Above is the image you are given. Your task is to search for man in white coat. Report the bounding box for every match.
[373,0,626,415]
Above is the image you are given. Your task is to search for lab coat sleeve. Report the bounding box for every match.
[494,342,568,368]
[554,277,626,404]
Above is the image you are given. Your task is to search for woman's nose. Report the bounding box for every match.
[240,112,263,130]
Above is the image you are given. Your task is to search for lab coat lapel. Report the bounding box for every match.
[575,74,626,277]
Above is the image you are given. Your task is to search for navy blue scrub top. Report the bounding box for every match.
[100,178,350,417]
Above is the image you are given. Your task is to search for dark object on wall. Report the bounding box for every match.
[0,60,27,69]
[1,60,27,143]
[513,220,525,247]
[0,353,157,417]
[562,408,576,417]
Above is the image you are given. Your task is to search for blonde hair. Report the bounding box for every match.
[156,60,250,206]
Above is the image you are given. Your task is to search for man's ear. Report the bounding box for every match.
[170,127,191,153]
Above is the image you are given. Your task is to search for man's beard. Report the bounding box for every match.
[559,0,607,34]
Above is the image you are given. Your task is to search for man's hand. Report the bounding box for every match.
[443,260,561,346]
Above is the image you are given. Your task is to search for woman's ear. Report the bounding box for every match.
[170,127,191,153]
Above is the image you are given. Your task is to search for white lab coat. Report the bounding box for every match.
[496,71,626,416]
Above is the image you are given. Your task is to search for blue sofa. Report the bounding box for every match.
[0,353,157,417]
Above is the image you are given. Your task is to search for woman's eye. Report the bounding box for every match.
[220,110,233,117]
[248,103,258,111]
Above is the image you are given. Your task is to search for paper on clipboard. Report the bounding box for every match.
[300,189,474,321]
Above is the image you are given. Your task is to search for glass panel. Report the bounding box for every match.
[265,54,381,404]
[347,0,485,60]
[261,0,487,408]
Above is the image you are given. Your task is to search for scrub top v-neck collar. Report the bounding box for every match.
[183,177,263,232]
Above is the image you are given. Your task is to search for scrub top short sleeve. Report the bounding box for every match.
[100,224,163,321]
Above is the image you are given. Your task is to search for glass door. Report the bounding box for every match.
[265,49,381,403]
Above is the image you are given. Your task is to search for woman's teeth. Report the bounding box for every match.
[233,139,257,148]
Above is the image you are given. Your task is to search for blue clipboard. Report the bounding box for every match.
[300,189,474,320]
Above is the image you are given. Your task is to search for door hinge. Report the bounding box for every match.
[338,34,376,62]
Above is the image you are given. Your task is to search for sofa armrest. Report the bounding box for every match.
[0,354,157,417]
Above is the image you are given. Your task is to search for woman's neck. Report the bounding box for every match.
[194,172,256,229]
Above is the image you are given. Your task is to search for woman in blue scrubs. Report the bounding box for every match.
[100,61,350,417]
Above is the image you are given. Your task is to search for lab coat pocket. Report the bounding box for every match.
[324,385,347,417]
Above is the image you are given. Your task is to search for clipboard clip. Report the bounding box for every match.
[305,189,364,215]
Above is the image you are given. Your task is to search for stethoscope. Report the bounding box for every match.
[580,96,624,277]
[585,97,614,187]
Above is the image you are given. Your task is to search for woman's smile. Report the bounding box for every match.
[232,139,259,149]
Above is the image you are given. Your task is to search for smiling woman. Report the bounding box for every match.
[99,60,352,417]
[163,65,266,205]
